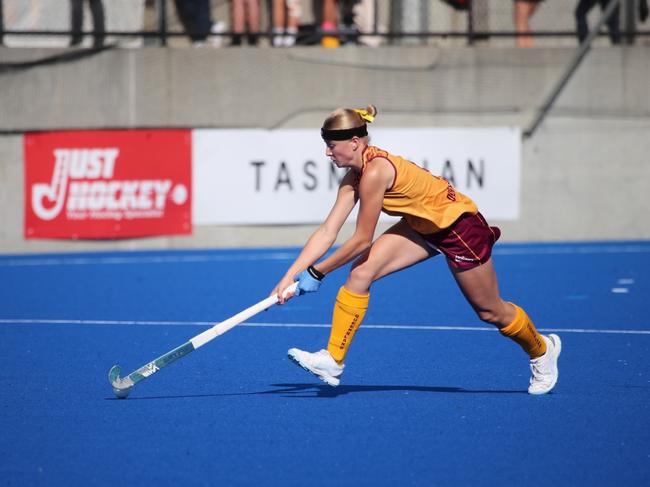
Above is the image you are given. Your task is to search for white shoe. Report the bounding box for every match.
[283,28,298,47]
[288,348,344,387]
[272,28,284,47]
[209,21,226,48]
[528,334,562,395]
[282,34,297,47]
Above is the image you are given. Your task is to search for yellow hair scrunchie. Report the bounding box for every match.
[353,108,375,123]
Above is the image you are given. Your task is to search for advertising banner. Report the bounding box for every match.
[24,130,192,239]
[193,128,520,225]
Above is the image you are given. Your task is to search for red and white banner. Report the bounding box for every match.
[24,130,192,239]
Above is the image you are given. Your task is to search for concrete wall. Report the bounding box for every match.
[1,46,649,253]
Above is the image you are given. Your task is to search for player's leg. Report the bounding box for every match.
[449,258,522,331]
[428,213,545,356]
[345,219,435,293]
[327,219,434,362]
[288,219,435,385]
[449,259,561,394]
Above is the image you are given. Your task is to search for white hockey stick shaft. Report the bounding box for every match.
[190,282,297,348]
[109,282,298,395]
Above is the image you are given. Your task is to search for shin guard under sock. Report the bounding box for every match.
[499,303,547,359]
[327,286,369,363]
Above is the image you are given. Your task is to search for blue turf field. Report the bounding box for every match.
[1,241,649,486]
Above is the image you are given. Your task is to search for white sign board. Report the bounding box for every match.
[193,128,520,225]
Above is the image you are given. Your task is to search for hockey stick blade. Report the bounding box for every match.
[108,282,298,399]
[109,365,134,399]
[108,340,195,399]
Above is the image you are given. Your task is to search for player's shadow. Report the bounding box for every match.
[257,383,524,398]
[107,383,525,401]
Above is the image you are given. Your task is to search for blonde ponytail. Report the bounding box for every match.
[353,105,377,124]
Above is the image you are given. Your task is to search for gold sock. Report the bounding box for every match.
[326,286,369,363]
[499,303,547,359]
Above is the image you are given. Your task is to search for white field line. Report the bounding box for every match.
[1,244,649,267]
[0,319,649,335]
[0,252,297,267]
[493,244,650,256]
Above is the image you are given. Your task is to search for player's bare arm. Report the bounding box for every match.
[273,170,358,301]
[314,158,394,276]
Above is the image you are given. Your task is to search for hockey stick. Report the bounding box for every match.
[108,282,298,399]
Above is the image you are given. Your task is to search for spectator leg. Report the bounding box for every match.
[272,0,287,46]
[513,1,538,48]
[195,0,213,40]
[174,0,211,42]
[246,0,261,45]
[600,0,621,44]
[575,0,598,44]
[232,0,245,44]
[321,0,340,47]
[88,0,105,48]
[70,0,84,46]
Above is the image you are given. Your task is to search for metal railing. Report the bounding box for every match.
[0,0,648,47]
[524,0,625,138]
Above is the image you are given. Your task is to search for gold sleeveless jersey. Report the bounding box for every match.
[360,146,478,235]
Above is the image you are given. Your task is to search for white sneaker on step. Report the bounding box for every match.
[528,334,562,395]
[287,348,344,386]
[209,21,226,48]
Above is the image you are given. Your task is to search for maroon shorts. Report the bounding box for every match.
[420,212,501,271]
